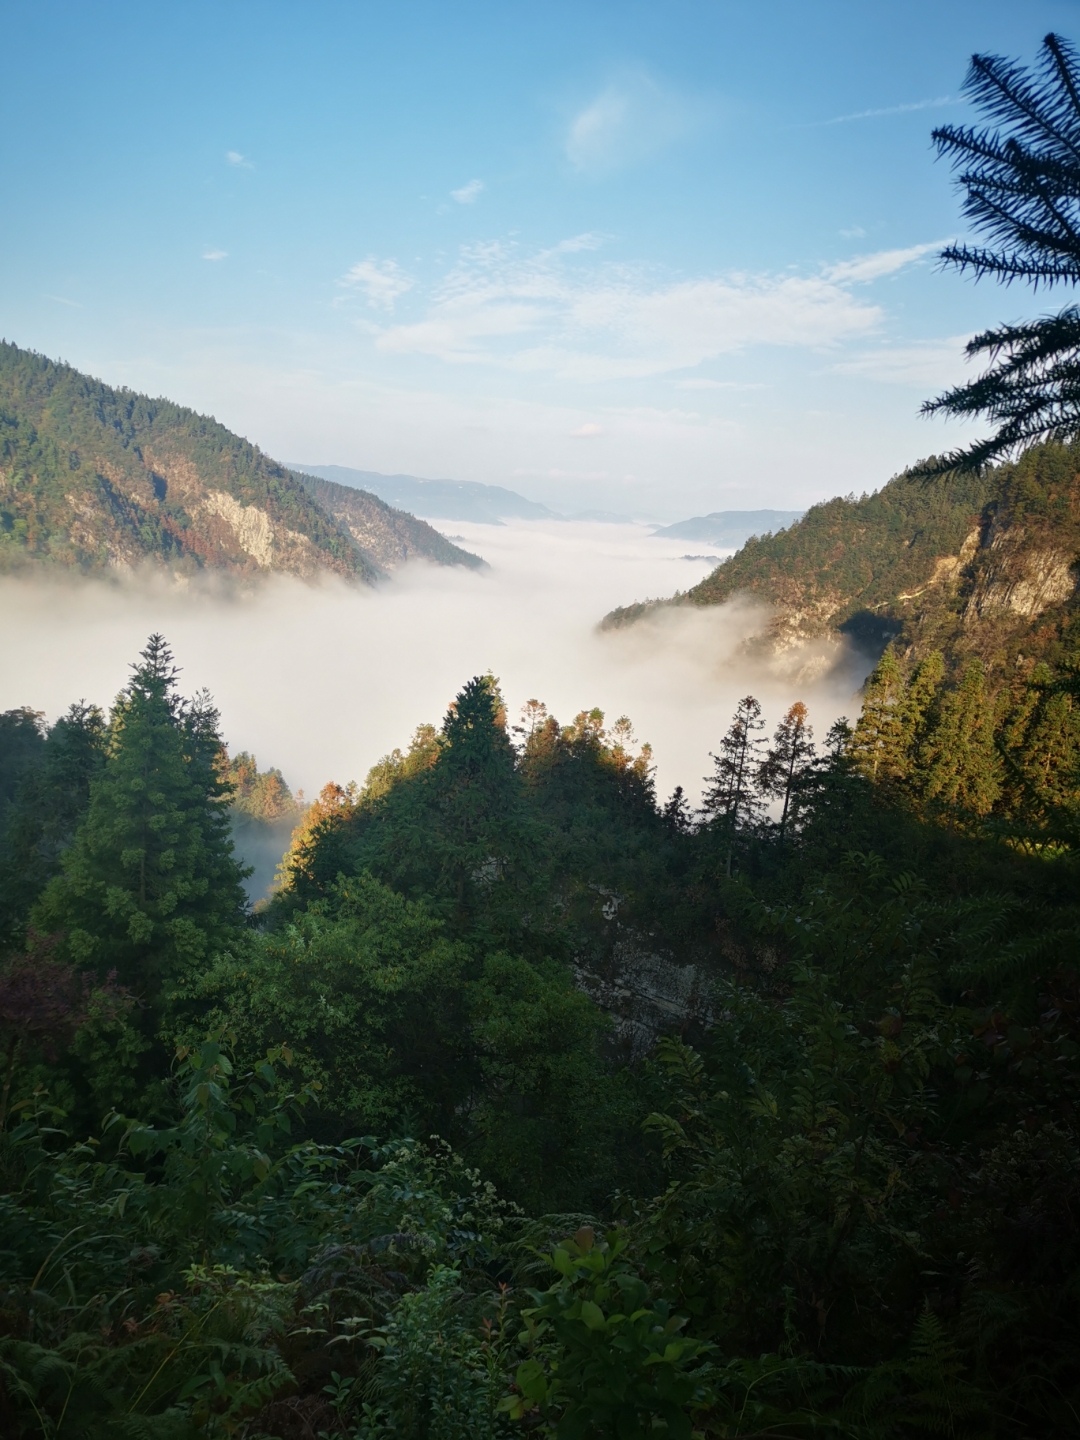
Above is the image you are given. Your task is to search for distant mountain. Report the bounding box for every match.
[292,464,560,524]
[604,445,1080,680]
[295,472,483,570]
[651,509,804,546]
[0,344,477,580]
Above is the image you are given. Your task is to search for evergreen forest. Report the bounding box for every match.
[0,625,1077,1439]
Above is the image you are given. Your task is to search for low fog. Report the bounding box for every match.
[0,521,874,811]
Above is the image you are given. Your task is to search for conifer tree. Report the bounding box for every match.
[999,661,1080,832]
[0,702,106,946]
[758,701,816,843]
[922,34,1080,470]
[918,659,1002,819]
[32,636,248,997]
[849,649,906,782]
[702,696,765,873]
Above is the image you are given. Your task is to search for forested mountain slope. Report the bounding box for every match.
[604,441,1080,677]
[0,343,477,580]
[295,471,482,570]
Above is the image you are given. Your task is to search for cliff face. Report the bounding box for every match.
[0,343,480,582]
[603,442,1080,679]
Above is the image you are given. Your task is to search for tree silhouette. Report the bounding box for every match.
[923,33,1080,470]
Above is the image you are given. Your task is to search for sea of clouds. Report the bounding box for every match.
[0,521,874,813]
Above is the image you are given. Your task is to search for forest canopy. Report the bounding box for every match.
[0,623,1077,1438]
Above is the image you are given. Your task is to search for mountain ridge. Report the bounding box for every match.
[603,443,1080,680]
[291,463,559,525]
[0,343,478,581]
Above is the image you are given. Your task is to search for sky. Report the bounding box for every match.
[2,0,1076,519]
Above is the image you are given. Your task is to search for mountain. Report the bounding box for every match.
[291,463,560,524]
[294,471,482,570]
[0,343,479,580]
[651,509,804,547]
[604,442,1080,678]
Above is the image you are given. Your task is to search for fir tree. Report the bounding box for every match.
[918,659,1003,819]
[702,696,765,874]
[0,702,106,946]
[758,701,816,843]
[999,661,1080,834]
[922,34,1080,470]
[32,636,248,997]
[849,649,906,782]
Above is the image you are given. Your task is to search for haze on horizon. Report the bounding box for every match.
[1,0,1070,521]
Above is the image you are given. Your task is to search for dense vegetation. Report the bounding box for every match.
[0,623,1077,1438]
[604,438,1080,681]
[0,343,475,580]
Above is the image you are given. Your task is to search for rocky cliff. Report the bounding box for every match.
[604,441,1080,680]
[295,471,482,571]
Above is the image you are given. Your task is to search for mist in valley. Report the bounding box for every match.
[0,520,873,877]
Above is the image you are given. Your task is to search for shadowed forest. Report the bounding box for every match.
[0,627,1077,1437]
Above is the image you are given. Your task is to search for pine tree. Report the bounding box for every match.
[702,696,766,874]
[849,649,907,783]
[0,702,106,946]
[999,661,1080,834]
[758,702,816,843]
[894,650,946,790]
[917,659,1002,819]
[922,34,1080,470]
[32,636,248,997]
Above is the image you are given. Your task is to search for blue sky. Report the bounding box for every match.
[2,0,1076,519]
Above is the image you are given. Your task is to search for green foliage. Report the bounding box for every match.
[0,340,368,580]
[32,636,249,999]
[506,1226,712,1439]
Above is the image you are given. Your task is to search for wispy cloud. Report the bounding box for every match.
[451,178,484,204]
[226,150,253,168]
[830,335,973,387]
[820,95,957,126]
[571,423,604,437]
[339,257,414,311]
[839,225,866,239]
[43,293,82,307]
[824,240,948,283]
[566,70,694,174]
[202,249,228,261]
[365,236,944,381]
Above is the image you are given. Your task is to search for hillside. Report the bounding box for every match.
[604,442,1080,677]
[295,471,483,570]
[0,343,477,580]
[291,462,559,524]
[651,508,804,546]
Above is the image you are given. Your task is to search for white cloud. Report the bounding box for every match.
[226,150,253,168]
[371,238,897,379]
[839,226,866,239]
[44,293,82,307]
[566,70,693,174]
[339,257,414,311]
[830,336,974,387]
[824,240,947,283]
[202,249,228,261]
[571,423,604,437]
[451,178,484,204]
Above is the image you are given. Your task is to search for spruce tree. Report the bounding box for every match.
[849,649,906,782]
[758,701,816,843]
[999,661,1080,833]
[0,702,106,946]
[32,636,248,997]
[702,696,765,874]
[918,659,1002,819]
